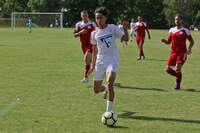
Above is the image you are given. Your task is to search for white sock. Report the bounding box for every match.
[106,101,113,112]
[131,36,133,40]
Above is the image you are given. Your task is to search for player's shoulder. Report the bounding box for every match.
[141,21,147,26]
[75,21,82,26]
[181,27,191,35]
[169,27,176,33]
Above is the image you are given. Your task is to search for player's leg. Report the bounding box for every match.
[106,71,116,112]
[93,80,106,93]
[166,53,176,76]
[136,37,141,60]
[174,53,187,90]
[81,45,88,82]
[82,50,92,82]
[140,38,145,59]
[130,30,133,42]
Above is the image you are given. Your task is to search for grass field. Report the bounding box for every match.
[0,27,200,133]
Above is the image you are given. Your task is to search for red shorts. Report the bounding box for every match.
[81,42,92,54]
[167,52,187,66]
[136,36,145,45]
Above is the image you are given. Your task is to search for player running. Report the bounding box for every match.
[160,14,194,90]
[118,20,128,46]
[130,18,136,42]
[28,17,32,33]
[74,10,97,82]
[135,16,151,60]
[87,7,129,113]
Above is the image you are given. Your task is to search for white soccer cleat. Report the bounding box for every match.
[81,77,88,83]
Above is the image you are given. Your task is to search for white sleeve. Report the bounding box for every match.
[184,28,191,36]
[75,23,79,32]
[90,31,97,45]
[114,25,124,39]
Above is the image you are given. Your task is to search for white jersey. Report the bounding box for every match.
[130,22,135,30]
[91,24,124,63]
[118,24,124,33]
[130,22,136,35]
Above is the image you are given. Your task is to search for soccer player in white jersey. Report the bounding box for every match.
[87,7,129,113]
[118,19,128,46]
[161,14,194,90]
[130,18,136,42]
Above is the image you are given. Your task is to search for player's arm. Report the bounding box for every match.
[146,28,151,39]
[121,21,129,42]
[87,45,98,76]
[160,38,171,45]
[187,38,194,55]
[74,29,87,37]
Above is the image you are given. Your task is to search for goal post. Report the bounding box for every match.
[11,12,63,29]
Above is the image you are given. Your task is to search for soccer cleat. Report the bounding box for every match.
[174,86,181,90]
[130,39,133,42]
[81,77,88,83]
[137,57,141,60]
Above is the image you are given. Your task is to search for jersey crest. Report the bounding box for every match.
[99,34,112,48]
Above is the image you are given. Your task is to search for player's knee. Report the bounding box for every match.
[165,67,171,73]
[93,86,100,94]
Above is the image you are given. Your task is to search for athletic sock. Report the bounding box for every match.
[84,64,90,78]
[175,71,182,87]
[141,49,144,57]
[106,101,113,112]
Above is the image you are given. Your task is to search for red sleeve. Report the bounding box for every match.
[168,35,172,42]
[187,35,193,41]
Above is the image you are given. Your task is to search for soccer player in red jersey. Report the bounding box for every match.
[161,14,194,90]
[74,10,96,82]
[135,16,151,60]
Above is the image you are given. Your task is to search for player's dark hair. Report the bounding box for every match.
[175,14,183,19]
[94,7,110,18]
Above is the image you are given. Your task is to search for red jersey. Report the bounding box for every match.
[135,21,147,38]
[74,20,96,44]
[168,27,193,53]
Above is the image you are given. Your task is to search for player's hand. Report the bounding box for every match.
[123,21,129,30]
[160,38,166,43]
[148,36,151,40]
[87,67,94,77]
[79,29,88,35]
[187,47,192,55]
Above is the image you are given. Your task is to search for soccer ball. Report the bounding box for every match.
[101,112,117,126]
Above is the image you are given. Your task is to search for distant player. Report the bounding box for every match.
[135,16,151,60]
[118,20,128,46]
[55,19,59,28]
[74,10,97,82]
[130,18,136,42]
[161,14,194,90]
[88,7,129,113]
[28,17,32,33]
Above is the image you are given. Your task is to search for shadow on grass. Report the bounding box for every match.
[145,58,167,62]
[109,126,129,129]
[181,88,200,93]
[114,83,167,92]
[119,111,200,124]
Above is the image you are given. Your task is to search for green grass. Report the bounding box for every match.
[0,28,199,133]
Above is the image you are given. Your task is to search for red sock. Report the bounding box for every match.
[84,64,90,78]
[175,71,182,87]
[166,68,176,76]
[139,48,142,57]
[141,49,144,57]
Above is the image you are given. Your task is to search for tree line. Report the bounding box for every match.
[0,0,199,29]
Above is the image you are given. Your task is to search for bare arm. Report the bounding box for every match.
[87,45,98,76]
[160,38,171,45]
[187,39,194,55]
[146,28,151,39]
[74,29,88,38]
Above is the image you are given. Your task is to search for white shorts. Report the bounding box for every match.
[93,62,118,81]
[130,29,136,35]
